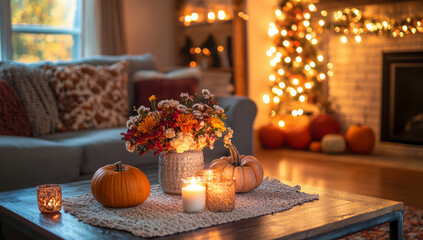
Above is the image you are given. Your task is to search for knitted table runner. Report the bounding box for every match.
[63,177,319,238]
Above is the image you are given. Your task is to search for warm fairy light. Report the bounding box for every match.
[402,25,407,31]
[310,61,316,68]
[305,65,311,71]
[191,13,199,21]
[284,57,291,63]
[195,47,201,54]
[308,4,316,12]
[270,60,277,66]
[340,36,348,43]
[276,52,282,58]
[278,120,285,128]
[268,23,279,36]
[292,110,298,117]
[281,30,287,36]
[272,87,278,93]
[317,55,324,62]
[327,71,334,77]
[266,51,272,56]
[305,82,312,89]
[296,56,302,62]
[270,110,276,117]
[327,63,333,69]
[270,46,276,52]
[306,34,312,40]
[304,13,310,19]
[283,40,290,47]
[299,95,306,102]
[355,35,362,43]
[189,61,197,67]
[279,82,286,88]
[296,47,303,53]
[190,48,195,54]
[217,46,224,52]
[319,73,326,80]
[321,10,327,17]
[278,69,285,75]
[297,87,304,93]
[203,48,210,55]
[263,94,270,104]
[273,96,280,103]
[275,9,282,16]
[269,74,276,81]
[298,109,304,115]
[292,78,299,85]
[298,32,305,38]
[179,16,185,22]
[185,15,192,23]
[291,24,298,31]
[276,89,283,96]
[319,20,325,26]
[290,89,297,96]
[218,10,226,20]
[208,12,216,21]
[303,20,310,27]
[311,38,318,45]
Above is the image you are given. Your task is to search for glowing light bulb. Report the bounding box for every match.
[284,57,291,63]
[298,109,304,115]
[195,47,201,54]
[355,35,361,43]
[278,69,285,75]
[317,55,324,62]
[303,21,310,27]
[189,61,197,67]
[273,96,280,103]
[402,25,407,31]
[297,87,304,93]
[263,94,270,104]
[278,120,285,128]
[283,40,290,47]
[218,10,226,20]
[308,4,317,12]
[272,87,278,93]
[191,13,199,21]
[269,74,276,81]
[306,34,312,40]
[281,30,287,36]
[340,36,347,44]
[279,82,286,88]
[304,13,310,19]
[266,51,272,56]
[311,38,318,45]
[291,24,297,31]
[305,82,312,89]
[319,20,325,26]
[296,56,302,62]
[276,52,282,58]
[270,60,276,66]
[217,46,224,52]
[321,10,327,16]
[208,12,216,21]
[185,15,192,23]
[290,89,297,96]
[276,89,283,96]
[327,63,333,69]
[328,71,334,77]
[296,47,303,53]
[292,110,298,117]
[275,9,282,16]
[299,95,306,102]
[310,61,316,67]
[292,78,299,85]
[270,46,276,52]
[305,65,311,71]
[319,73,326,80]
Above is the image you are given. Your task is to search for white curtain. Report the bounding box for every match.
[79,0,100,57]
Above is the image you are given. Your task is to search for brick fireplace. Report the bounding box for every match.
[325,1,423,158]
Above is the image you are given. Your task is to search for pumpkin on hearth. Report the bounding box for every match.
[286,125,312,150]
[258,124,285,148]
[309,141,321,152]
[321,134,346,154]
[345,124,375,154]
[210,144,264,193]
[91,161,150,208]
[309,113,341,141]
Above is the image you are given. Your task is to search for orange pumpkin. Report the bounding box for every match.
[309,141,321,152]
[345,125,375,154]
[210,144,264,193]
[286,125,312,150]
[258,124,285,148]
[91,161,150,208]
[309,113,341,140]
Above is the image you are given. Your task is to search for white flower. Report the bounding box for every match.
[202,89,214,99]
[137,106,150,114]
[177,104,188,113]
[158,99,180,108]
[170,132,196,153]
[180,93,189,98]
[193,103,205,110]
[165,128,176,138]
[126,116,137,129]
[213,105,224,114]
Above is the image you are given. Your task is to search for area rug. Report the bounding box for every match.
[62,177,319,238]
[342,206,423,240]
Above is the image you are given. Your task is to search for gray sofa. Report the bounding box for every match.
[0,54,257,191]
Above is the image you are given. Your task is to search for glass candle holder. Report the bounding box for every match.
[37,184,62,213]
[206,178,236,212]
[195,169,222,183]
[181,177,206,213]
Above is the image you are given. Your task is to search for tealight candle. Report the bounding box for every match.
[206,178,236,212]
[181,177,206,213]
[37,184,62,213]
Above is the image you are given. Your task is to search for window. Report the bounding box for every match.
[0,0,80,62]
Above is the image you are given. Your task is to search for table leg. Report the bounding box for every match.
[390,210,404,240]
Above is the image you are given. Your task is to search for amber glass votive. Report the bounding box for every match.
[195,169,222,183]
[37,184,62,213]
[206,178,235,212]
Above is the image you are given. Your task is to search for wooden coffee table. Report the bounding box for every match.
[0,170,403,240]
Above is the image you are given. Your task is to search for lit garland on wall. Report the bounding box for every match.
[265,0,328,126]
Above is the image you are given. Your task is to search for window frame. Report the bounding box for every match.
[0,0,81,61]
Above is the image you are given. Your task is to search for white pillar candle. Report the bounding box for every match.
[181,177,206,213]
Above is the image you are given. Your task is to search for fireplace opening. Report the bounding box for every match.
[381,51,423,145]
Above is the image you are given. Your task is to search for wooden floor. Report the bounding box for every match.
[256,148,423,210]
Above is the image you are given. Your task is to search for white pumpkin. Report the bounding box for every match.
[321,134,346,154]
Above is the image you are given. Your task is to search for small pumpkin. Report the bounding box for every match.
[258,124,285,148]
[345,124,375,154]
[91,161,150,208]
[309,141,321,152]
[321,134,346,154]
[309,113,341,141]
[286,125,312,150]
[210,144,264,193]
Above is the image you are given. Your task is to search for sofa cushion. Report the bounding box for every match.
[0,80,32,137]
[0,136,82,191]
[50,61,129,131]
[42,128,157,174]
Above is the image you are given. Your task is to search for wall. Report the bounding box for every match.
[122,0,175,70]
[326,1,423,158]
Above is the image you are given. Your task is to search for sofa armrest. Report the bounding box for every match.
[216,96,257,156]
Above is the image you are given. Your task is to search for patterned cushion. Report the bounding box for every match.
[50,61,129,131]
[0,79,32,136]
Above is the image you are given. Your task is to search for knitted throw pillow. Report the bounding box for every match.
[50,61,129,131]
[0,79,32,136]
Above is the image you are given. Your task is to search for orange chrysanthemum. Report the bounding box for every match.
[137,115,158,134]
[176,114,198,133]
